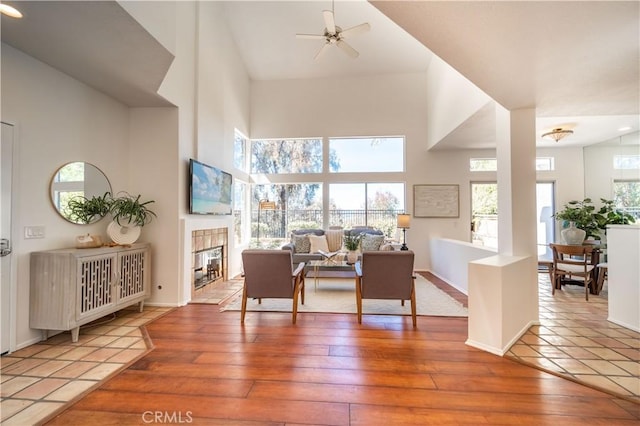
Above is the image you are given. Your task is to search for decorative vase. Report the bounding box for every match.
[346,250,358,264]
[561,221,586,245]
[107,220,141,245]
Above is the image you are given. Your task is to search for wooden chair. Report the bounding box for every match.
[595,262,608,295]
[240,250,305,324]
[550,243,597,300]
[355,251,417,327]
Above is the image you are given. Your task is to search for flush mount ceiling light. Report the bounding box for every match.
[542,128,574,142]
[0,3,23,18]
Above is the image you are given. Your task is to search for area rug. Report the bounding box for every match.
[221,275,468,317]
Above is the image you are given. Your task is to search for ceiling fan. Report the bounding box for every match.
[296,1,371,61]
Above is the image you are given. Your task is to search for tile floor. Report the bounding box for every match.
[1,274,637,425]
[506,275,639,403]
[0,305,171,425]
[191,277,244,305]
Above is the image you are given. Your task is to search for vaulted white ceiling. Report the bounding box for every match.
[2,1,638,150]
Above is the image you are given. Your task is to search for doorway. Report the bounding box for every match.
[536,182,555,258]
[471,182,498,249]
[1,122,14,354]
[471,181,556,254]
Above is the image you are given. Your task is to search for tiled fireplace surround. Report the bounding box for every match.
[191,227,228,299]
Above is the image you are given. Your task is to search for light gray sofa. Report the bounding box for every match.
[281,227,387,270]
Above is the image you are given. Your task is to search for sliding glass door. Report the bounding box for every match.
[536,182,555,258]
[471,181,555,254]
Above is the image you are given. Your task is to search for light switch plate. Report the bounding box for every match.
[24,226,45,239]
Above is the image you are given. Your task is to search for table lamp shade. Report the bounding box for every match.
[397,214,411,229]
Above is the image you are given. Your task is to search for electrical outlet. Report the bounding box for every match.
[24,226,45,239]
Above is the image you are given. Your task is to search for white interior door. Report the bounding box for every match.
[1,122,14,354]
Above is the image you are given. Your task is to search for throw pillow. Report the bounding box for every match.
[292,234,311,253]
[325,229,344,252]
[308,234,329,253]
[361,234,385,251]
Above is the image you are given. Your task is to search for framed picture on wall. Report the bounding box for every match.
[413,184,460,218]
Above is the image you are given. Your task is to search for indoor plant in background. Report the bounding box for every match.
[592,198,635,252]
[344,232,363,264]
[107,192,157,244]
[593,198,635,232]
[64,192,112,225]
[554,198,599,244]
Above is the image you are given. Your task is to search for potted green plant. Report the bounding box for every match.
[109,192,157,227]
[593,198,635,230]
[344,232,363,264]
[554,198,599,241]
[344,233,362,251]
[64,192,112,224]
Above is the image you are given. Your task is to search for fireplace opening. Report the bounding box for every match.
[193,246,223,289]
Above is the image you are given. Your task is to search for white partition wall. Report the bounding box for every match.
[429,238,496,295]
[607,225,640,332]
[466,255,538,355]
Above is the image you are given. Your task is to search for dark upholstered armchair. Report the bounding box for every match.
[240,250,306,324]
[355,251,416,327]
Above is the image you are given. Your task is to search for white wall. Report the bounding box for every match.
[426,55,492,149]
[1,0,252,350]
[583,139,640,202]
[430,238,496,294]
[128,108,180,306]
[132,0,252,302]
[1,44,132,348]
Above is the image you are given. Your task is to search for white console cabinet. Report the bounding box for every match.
[30,243,150,342]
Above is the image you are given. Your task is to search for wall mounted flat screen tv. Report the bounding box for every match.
[189,159,232,215]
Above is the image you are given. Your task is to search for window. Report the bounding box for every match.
[329,137,404,173]
[470,157,555,171]
[234,130,248,172]
[471,182,498,249]
[614,155,640,170]
[536,182,555,257]
[470,158,497,172]
[613,180,640,219]
[248,135,407,246]
[471,181,557,254]
[233,180,248,245]
[251,138,322,174]
[536,157,555,171]
[252,183,323,246]
[329,182,405,236]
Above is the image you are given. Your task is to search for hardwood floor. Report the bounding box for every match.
[46,284,639,425]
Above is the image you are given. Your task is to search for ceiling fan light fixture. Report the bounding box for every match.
[296,1,370,61]
[542,128,573,142]
[0,3,23,18]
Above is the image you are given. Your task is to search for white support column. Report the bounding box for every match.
[466,106,539,354]
[495,106,537,256]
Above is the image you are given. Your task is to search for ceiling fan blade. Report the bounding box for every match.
[323,10,336,34]
[340,22,371,38]
[336,40,359,58]
[296,33,326,40]
[314,42,331,61]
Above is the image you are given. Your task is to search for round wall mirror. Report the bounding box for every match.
[50,162,112,224]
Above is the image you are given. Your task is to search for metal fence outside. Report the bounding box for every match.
[253,209,404,242]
